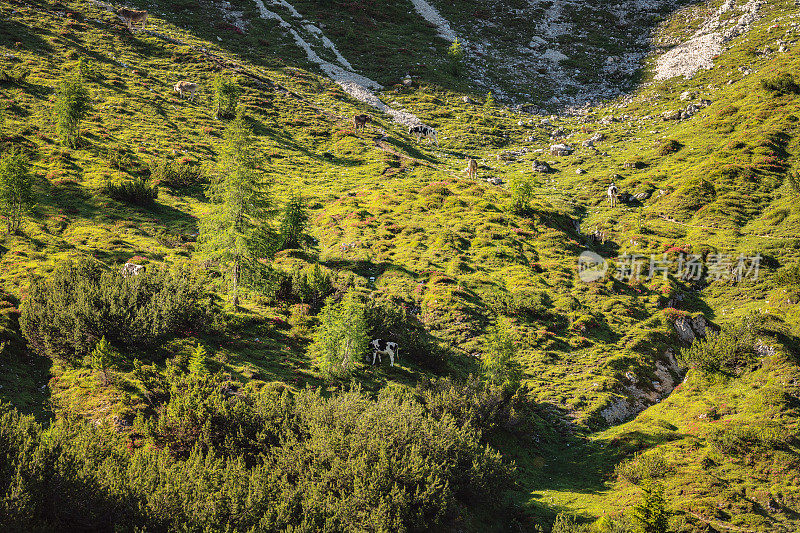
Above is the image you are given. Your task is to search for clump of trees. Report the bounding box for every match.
[0,376,517,531]
[53,71,91,148]
[0,148,35,233]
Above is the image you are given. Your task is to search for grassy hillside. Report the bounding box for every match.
[1,0,800,530]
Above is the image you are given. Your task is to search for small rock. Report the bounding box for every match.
[549,143,573,156]
[532,159,552,173]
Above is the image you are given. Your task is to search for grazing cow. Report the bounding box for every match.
[607,183,619,208]
[174,80,199,101]
[465,157,477,179]
[408,125,438,146]
[370,339,398,366]
[121,262,144,277]
[117,8,148,30]
[353,114,370,131]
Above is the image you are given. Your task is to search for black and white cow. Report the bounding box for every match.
[369,339,399,366]
[408,125,439,146]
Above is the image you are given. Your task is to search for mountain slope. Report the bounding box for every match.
[1,0,800,530]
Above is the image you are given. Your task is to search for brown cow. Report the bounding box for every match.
[353,114,370,132]
[465,157,477,179]
[174,80,199,101]
[117,8,148,30]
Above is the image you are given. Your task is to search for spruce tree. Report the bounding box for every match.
[90,336,114,387]
[278,193,308,250]
[189,344,208,375]
[631,482,669,533]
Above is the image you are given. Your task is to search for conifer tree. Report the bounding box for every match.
[631,482,669,533]
[53,71,91,148]
[90,336,114,387]
[482,317,522,391]
[0,148,34,233]
[309,292,370,378]
[278,193,308,250]
[189,344,208,375]
[200,112,274,308]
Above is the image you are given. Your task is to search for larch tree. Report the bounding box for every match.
[0,148,35,234]
[200,112,274,308]
[53,71,91,148]
[309,292,370,378]
[277,192,308,250]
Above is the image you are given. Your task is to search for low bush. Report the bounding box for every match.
[656,139,683,156]
[105,177,158,205]
[614,451,672,484]
[150,157,202,189]
[678,317,758,375]
[20,259,215,363]
[761,73,800,95]
[707,422,791,455]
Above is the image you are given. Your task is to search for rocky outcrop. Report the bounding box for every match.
[600,349,684,425]
[599,314,715,425]
[550,143,573,156]
[674,314,712,343]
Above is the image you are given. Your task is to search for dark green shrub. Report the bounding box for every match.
[761,73,800,95]
[290,263,333,308]
[0,290,24,360]
[365,294,441,365]
[105,177,158,205]
[656,139,683,156]
[0,377,516,531]
[707,422,790,455]
[614,451,672,484]
[20,259,214,363]
[678,317,758,375]
[150,157,202,189]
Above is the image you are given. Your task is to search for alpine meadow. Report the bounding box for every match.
[2,0,800,531]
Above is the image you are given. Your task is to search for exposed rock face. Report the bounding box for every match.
[674,314,710,343]
[599,314,714,425]
[600,349,684,425]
